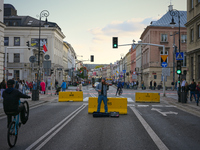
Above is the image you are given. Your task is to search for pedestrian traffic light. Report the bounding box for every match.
[176,60,182,75]
[91,55,94,62]
[112,37,118,48]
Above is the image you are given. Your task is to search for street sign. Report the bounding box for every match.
[176,52,184,60]
[133,71,136,75]
[44,54,50,60]
[161,62,168,68]
[123,70,126,73]
[161,55,168,62]
[43,60,51,69]
[120,71,123,75]
[29,56,36,63]
[162,68,170,76]
[132,74,137,79]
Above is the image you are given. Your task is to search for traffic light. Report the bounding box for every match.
[26,41,30,50]
[176,60,182,75]
[91,55,94,62]
[26,41,30,47]
[112,37,118,48]
[51,69,54,75]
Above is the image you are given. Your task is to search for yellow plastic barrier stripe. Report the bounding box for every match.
[88,97,127,114]
[58,91,83,102]
[135,93,160,102]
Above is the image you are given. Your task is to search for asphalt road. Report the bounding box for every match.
[0,86,199,150]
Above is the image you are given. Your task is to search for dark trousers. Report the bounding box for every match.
[116,87,121,95]
[7,103,26,128]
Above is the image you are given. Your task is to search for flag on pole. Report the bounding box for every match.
[42,44,48,53]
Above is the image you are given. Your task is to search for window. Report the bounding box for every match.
[191,28,194,42]
[198,24,200,39]
[14,37,20,46]
[181,35,187,43]
[182,53,187,67]
[161,34,167,42]
[198,0,200,3]
[14,53,20,63]
[14,70,19,80]
[160,50,168,65]
[191,0,194,9]
[13,22,18,26]
[4,37,9,46]
[198,55,200,79]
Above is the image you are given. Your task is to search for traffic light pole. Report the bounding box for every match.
[118,42,166,96]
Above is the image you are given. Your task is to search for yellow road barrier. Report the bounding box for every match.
[88,97,127,114]
[135,93,160,102]
[58,91,83,102]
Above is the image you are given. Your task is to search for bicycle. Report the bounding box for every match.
[7,100,29,148]
[118,88,123,96]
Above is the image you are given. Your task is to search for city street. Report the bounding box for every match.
[0,86,199,150]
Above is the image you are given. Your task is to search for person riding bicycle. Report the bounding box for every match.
[116,80,123,96]
[2,79,31,128]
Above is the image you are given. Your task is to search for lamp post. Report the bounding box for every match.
[36,10,49,100]
[169,6,181,101]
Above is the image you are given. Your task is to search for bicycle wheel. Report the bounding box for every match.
[7,121,18,148]
[23,101,29,119]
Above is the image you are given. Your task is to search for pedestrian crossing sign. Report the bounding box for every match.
[176,52,184,60]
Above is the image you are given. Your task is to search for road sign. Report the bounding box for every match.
[176,52,184,60]
[123,70,126,73]
[161,62,168,68]
[162,68,170,76]
[133,71,136,75]
[120,71,123,75]
[29,56,36,63]
[44,54,50,60]
[132,74,137,79]
[43,60,51,69]
[161,55,168,62]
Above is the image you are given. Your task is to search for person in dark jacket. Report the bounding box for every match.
[189,80,196,102]
[3,79,31,128]
[116,80,123,96]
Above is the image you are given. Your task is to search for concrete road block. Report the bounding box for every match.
[88,97,127,114]
[135,93,160,102]
[59,91,83,102]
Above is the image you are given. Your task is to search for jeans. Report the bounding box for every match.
[97,95,108,113]
[62,88,66,92]
[116,87,121,95]
[190,91,196,101]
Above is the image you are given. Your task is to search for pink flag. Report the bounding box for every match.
[42,44,48,53]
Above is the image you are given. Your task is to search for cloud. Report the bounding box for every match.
[88,17,155,43]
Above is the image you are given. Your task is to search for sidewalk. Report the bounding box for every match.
[161,95,200,118]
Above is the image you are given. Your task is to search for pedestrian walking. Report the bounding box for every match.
[189,80,196,102]
[95,78,109,113]
[0,79,6,100]
[154,81,157,88]
[196,82,200,106]
[55,79,58,90]
[185,82,190,101]
[61,80,67,91]
[40,80,46,94]
[150,80,152,89]
[78,82,82,91]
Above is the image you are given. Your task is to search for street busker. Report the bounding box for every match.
[61,80,67,91]
[3,79,31,128]
[95,78,109,113]
[40,80,46,94]
[116,80,123,96]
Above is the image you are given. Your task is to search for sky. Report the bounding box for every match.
[4,0,186,64]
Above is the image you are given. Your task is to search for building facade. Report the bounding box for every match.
[0,1,5,81]
[185,0,200,83]
[140,9,187,88]
[4,4,65,86]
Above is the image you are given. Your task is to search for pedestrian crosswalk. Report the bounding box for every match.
[83,97,135,102]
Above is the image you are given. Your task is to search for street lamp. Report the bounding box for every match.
[169,6,181,101]
[36,10,49,100]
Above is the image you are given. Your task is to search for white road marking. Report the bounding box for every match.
[151,108,178,116]
[130,106,169,150]
[25,104,86,150]
[83,97,88,101]
[137,105,149,107]
[127,98,134,102]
